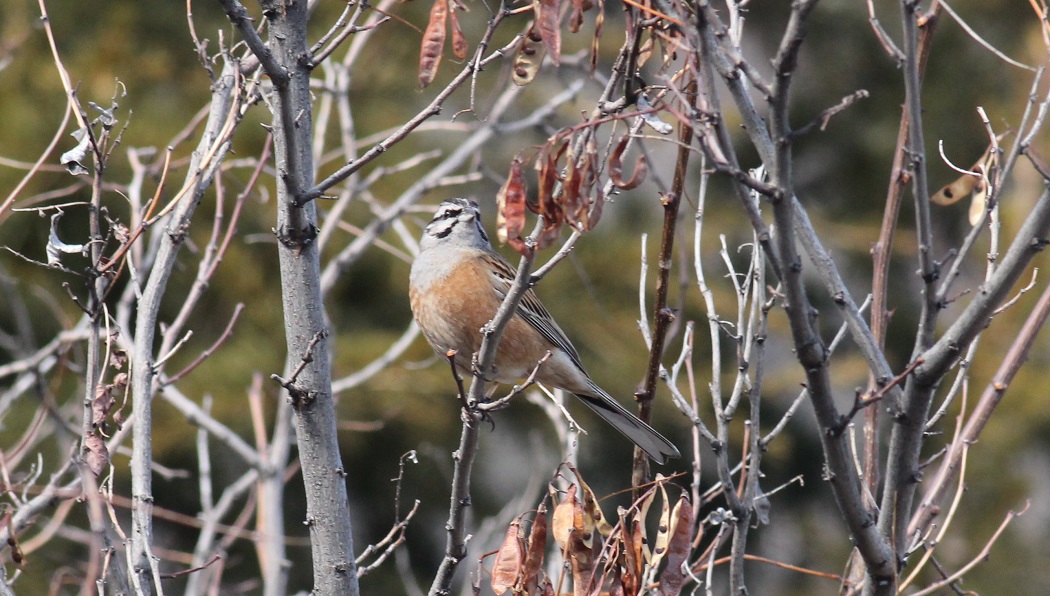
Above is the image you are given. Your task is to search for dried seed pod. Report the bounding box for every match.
[930,173,978,206]
[449,5,468,60]
[521,503,548,593]
[513,23,546,86]
[418,0,448,88]
[496,157,531,257]
[569,0,594,33]
[657,495,695,595]
[534,0,562,66]
[491,520,525,594]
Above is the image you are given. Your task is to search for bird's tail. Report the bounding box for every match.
[574,387,680,464]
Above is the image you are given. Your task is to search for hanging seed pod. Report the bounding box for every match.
[513,23,546,86]
[418,0,448,88]
[534,0,562,65]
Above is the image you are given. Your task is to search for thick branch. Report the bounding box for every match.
[128,60,239,593]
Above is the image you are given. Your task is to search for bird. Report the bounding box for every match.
[409,198,680,464]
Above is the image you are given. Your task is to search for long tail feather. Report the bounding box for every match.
[574,388,680,464]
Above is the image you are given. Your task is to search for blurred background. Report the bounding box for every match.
[1,0,1049,593]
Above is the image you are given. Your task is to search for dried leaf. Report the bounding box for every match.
[657,495,695,595]
[46,212,85,266]
[92,383,114,429]
[513,24,545,86]
[930,172,978,206]
[492,520,526,594]
[449,5,468,60]
[60,127,91,176]
[496,157,531,257]
[637,93,674,134]
[108,372,129,431]
[534,0,562,66]
[418,0,448,88]
[111,347,128,370]
[83,432,109,478]
[608,135,649,190]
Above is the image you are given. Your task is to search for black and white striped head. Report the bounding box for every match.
[420,198,492,251]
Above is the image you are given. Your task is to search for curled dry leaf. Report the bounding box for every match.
[608,135,649,190]
[418,0,448,88]
[449,5,468,60]
[110,346,128,370]
[637,93,674,135]
[83,433,109,477]
[513,24,546,86]
[92,383,115,429]
[534,0,562,66]
[491,520,526,595]
[496,157,531,257]
[657,495,695,596]
[60,127,91,176]
[46,212,85,266]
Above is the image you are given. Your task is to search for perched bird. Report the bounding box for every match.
[409,198,680,464]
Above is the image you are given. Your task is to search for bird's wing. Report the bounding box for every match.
[481,251,586,371]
